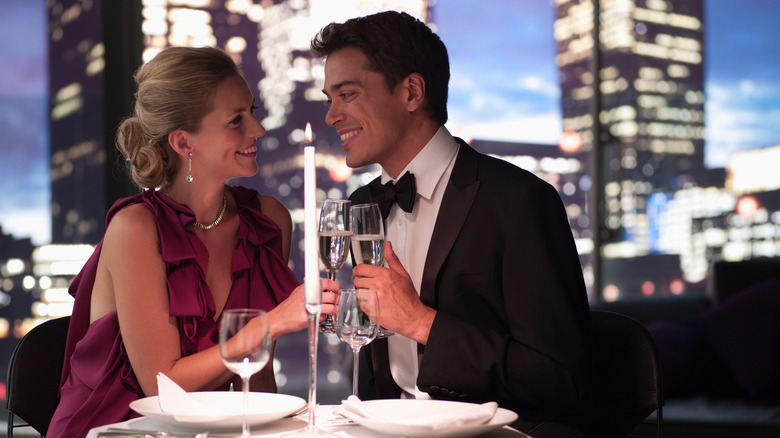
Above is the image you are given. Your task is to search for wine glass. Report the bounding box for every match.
[335,288,380,397]
[219,309,271,438]
[351,203,392,337]
[318,199,352,333]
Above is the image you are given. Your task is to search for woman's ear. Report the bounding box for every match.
[168,129,192,157]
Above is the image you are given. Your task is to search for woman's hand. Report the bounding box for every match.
[267,278,340,339]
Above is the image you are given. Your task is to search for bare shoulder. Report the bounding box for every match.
[92,202,163,322]
[106,203,156,234]
[258,194,291,232]
[103,203,159,256]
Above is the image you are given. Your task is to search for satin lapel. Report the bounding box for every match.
[419,141,480,309]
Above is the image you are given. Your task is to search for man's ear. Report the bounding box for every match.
[404,73,426,112]
[168,129,192,157]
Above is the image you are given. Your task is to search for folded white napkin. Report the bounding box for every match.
[340,395,498,430]
[156,372,232,419]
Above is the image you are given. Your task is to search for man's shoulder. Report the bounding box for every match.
[457,147,563,209]
[469,147,548,186]
[348,176,380,203]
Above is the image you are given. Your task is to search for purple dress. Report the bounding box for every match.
[48,186,299,438]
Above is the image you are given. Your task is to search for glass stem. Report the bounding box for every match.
[352,347,360,397]
[321,271,337,330]
[306,311,319,431]
[241,374,250,438]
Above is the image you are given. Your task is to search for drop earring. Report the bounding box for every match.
[186,152,193,182]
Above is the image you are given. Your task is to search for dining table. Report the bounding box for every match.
[87,404,532,438]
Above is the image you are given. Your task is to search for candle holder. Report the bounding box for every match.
[282,289,338,437]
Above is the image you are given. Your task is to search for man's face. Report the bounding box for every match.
[322,47,410,171]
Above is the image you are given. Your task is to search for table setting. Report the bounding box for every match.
[88,391,525,438]
[88,125,528,438]
[88,373,523,437]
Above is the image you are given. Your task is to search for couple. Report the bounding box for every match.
[49,11,592,438]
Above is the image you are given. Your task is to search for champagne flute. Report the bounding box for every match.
[318,199,352,333]
[351,203,392,337]
[219,309,271,438]
[350,203,385,267]
[335,288,380,397]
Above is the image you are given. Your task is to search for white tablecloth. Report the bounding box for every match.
[87,405,529,438]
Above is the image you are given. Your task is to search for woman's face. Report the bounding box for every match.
[187,75,265,183]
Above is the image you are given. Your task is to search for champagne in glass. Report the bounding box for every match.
[219,309,271,438]
[351,203,393,338]
[319,230,351,275]
[351,234,384,267]
[335,289,379,397]
[318,199,352,333]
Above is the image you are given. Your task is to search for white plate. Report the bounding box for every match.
[129,391,305,431]
[340,399,520,437]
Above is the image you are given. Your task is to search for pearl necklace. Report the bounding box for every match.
[162,187,227,231]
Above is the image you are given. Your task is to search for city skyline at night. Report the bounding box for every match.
[0,0,780,244]
[2,0,780,246]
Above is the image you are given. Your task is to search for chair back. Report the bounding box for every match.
[710,259,780,303]
[589,310,664,437]
[6,316,71,437]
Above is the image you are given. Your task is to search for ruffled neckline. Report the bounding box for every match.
[114,186,292,319]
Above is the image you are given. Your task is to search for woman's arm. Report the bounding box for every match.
[101,204,236,395]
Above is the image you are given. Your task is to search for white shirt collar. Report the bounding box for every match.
[381,126,459,201]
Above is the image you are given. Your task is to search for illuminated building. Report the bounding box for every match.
[48,0,107,244]
[48,0,140,244]
[0,226,91,392]
[0,229,36,395]
[0,230,37,340]
[554,0,705,296]
[725,144,780,195]
[597,145,780,298]
[717,145,780,261]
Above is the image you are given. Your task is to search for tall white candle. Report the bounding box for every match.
[303,124,320,309]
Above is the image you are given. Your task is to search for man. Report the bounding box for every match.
[312,11,593,437]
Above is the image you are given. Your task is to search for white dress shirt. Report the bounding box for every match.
[383,126,459,399]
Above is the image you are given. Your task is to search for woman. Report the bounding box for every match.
[47,46,337,437]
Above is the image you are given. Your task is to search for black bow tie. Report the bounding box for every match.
[370,171,417,219]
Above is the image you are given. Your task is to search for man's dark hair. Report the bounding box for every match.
[311,10,450,125]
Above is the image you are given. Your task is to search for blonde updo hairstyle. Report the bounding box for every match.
[117,46,242,189]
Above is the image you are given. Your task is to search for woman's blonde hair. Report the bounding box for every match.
[116,46,242,189]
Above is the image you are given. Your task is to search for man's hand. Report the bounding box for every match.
[352,241,436,344]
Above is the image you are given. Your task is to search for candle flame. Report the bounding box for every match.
[305,123,312,144]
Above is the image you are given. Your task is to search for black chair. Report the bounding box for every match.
[709,258,780,303]
[6,316,70,437]
[589,310,664,438]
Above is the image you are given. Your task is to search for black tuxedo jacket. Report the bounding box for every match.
[350,140,593,437]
